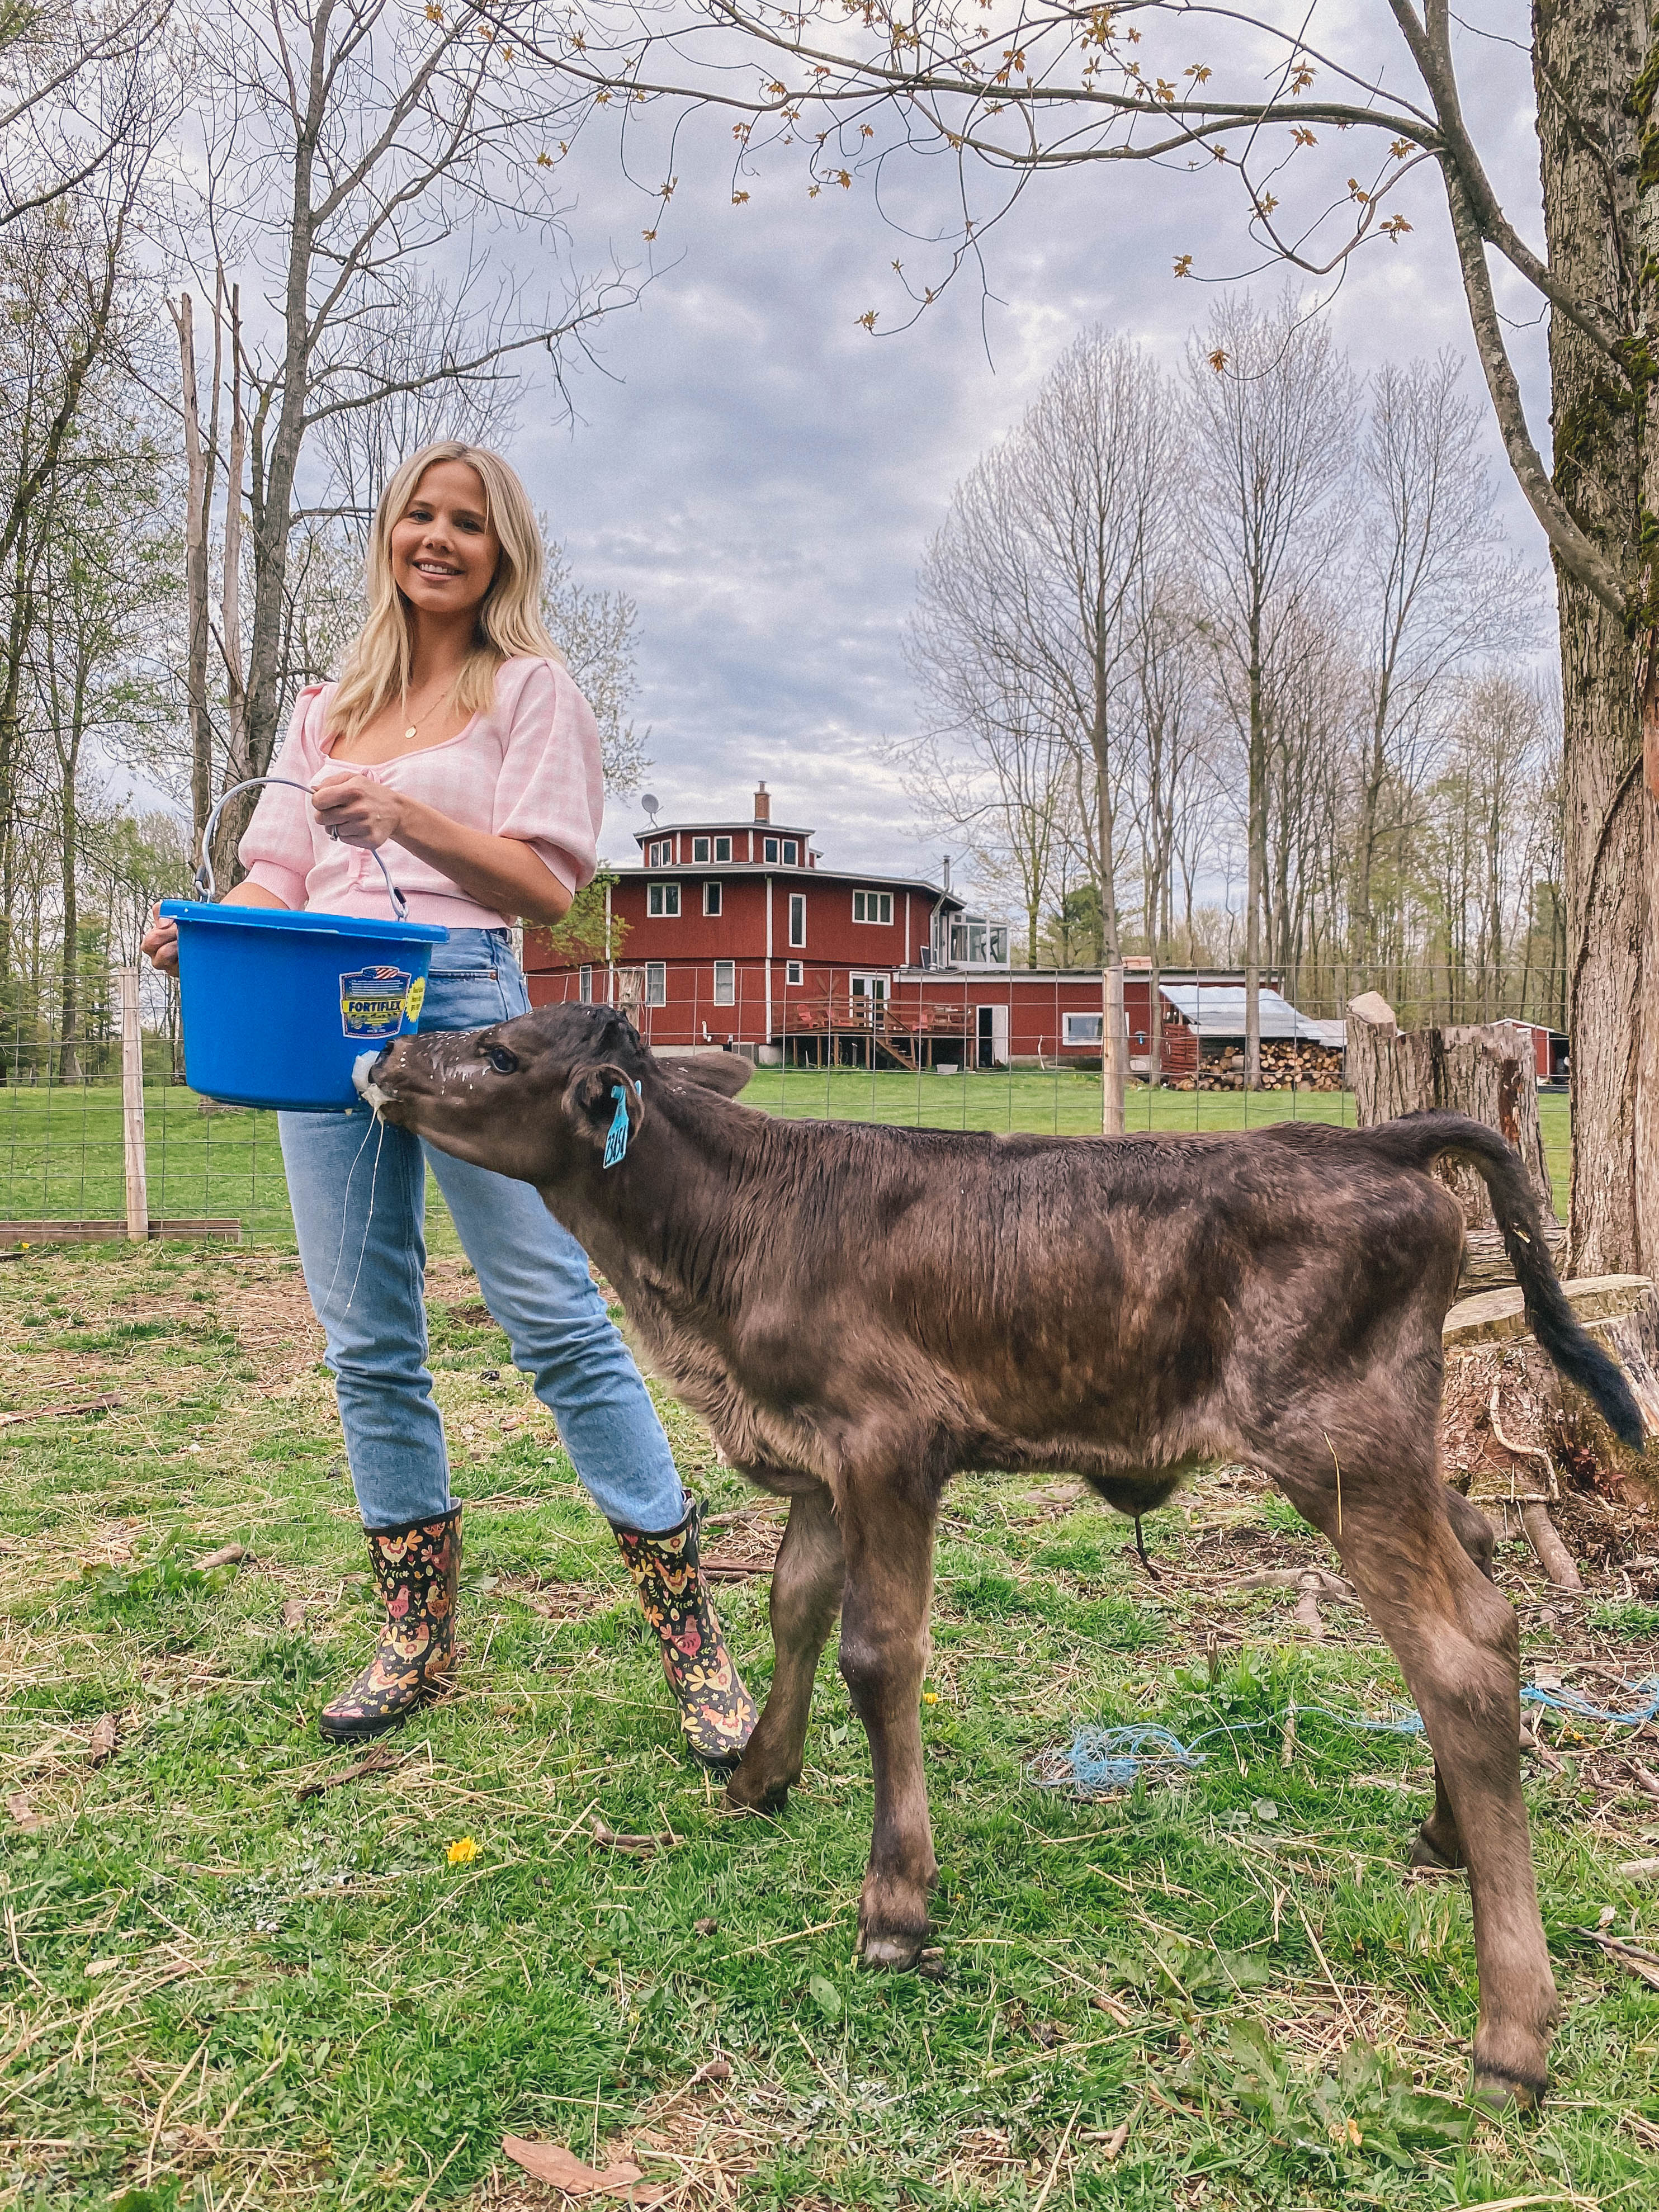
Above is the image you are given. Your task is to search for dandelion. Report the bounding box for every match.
[922,1691,939,1705]
[446,1836,479,1865]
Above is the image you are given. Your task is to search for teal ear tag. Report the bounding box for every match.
[603,1083,634,1169]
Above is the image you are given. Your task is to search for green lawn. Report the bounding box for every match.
[2,1244,1653,2209]
[0,1075,1575,1241]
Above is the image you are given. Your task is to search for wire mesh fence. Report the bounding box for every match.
[0,1036,295,1239]
[0,961,1576,1241]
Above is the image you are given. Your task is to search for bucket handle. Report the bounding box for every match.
[196,777,410,923]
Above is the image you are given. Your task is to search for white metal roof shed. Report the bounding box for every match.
[1160,984,1328,1042]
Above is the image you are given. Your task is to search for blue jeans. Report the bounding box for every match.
[278,929,686,1534]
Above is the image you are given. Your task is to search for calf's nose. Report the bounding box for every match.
[352,1043,400,1110]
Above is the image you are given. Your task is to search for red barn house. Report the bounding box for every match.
[525,786,1296,1076]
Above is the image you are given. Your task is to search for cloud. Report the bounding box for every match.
[505,18,1551,895]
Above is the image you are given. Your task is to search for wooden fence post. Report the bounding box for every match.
[116,967,148,1242]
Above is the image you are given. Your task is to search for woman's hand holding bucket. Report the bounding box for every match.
[310,772,404,850]
[141,906,180,975]
[143,880,289,975]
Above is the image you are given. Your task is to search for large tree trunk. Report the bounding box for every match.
[1535,0,1650,1274]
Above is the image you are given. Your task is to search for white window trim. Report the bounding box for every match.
[712,960,735,1006]
[1064,1012,1103,1046]
[785,960,803,986]
[703,881,722,916]
[692,835,711,863]
[713,836,732,862]
[645,962,666,1007]
[578,965,593,1004]
[853,891,894,925]
[788,892,806,949]
[647,882,681,918]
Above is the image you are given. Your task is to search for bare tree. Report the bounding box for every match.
[542,539,651,794]
[902,544,1075,970]
[905,326,1171,1128]
[1186,294,1353,1086]
[0,134,157,1005]
[0,0,160,229]
[1122,571,1208,1083]
[1351,353,1540,982]
[174,0,638,872]
[29,431,171,1075]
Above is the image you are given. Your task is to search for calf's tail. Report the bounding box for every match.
[1365,1110,1644,1452]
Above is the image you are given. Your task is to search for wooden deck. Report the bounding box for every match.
[781,994,973,1072]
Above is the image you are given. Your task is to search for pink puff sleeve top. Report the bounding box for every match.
[237,655,603,929]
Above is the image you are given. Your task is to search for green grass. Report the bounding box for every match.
[0,1076,1572,1241]
[3,1245,1654,2209]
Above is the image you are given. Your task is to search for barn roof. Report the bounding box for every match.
[1159,984,1327,1041]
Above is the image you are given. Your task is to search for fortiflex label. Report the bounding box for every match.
[339,966,422,1039]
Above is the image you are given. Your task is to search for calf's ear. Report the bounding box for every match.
[673,1051,752,1099]
[562,1063,645,1161]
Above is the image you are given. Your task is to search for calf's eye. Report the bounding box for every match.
[485,1044,519,1075]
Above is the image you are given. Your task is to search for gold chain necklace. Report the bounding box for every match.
[399,674,451,746]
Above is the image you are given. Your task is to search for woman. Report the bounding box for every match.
[144,441,757,1765]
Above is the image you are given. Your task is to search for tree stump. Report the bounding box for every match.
[1439,1278,1658,1578]
[1345,993,1556,1237]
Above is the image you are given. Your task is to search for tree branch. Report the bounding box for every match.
[1440,159,1626,615]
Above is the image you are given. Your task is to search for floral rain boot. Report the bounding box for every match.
[319,1506,463,1743]
[612,1502,759,1769]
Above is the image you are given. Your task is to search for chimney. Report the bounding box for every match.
[754,781,771,823]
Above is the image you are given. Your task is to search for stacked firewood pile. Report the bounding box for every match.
[1170,1040,1345,1092]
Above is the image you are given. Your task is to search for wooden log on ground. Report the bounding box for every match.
[1440,1277,1656,1514]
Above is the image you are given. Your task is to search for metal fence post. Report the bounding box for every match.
[117,967,148,1241]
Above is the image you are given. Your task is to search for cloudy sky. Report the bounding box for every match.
[507,11,1550,891]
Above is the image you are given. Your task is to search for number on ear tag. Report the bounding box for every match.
[603,1082,639,1170]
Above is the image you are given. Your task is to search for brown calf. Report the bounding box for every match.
[363,1003,1643,2108]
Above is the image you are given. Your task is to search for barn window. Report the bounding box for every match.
[712,960,735,1006]
[1064,1013,1103,1046]
[692,835,711,863]
[647,883,680,918]
[703,881,722,916]
[783,839,798,864]
[763,836,780,864]
[788,893,806,948]
[578,965,593,1004]
[853,890,893,926]
[714,835,732,862]
[786,960,803,986]
[647,838,670,867]
[645,963,666,1006]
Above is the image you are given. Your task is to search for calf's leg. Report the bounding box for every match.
[1412,1487,1499,1871]
[727,1483,845,1814]
[837,1485,938,1968]
[1272,1441,1556,2106]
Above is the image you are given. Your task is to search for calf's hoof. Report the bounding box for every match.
[1408,1825,1463,1872]
[1471,2057,1547,2113]
[856,1868,933,1971]
[724,1761,795,1816]
[857,1927,927,1971]
[1471,2008,1555,2113]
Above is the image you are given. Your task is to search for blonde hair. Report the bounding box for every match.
[328,441,564,743]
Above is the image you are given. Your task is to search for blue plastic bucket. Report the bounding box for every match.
[160,901,449,1111]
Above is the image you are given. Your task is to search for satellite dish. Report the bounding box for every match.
[641,793,660,824]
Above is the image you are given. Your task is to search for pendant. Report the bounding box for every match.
[403,725,417,742]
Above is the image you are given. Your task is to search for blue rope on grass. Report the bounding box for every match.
[1028,1677,1659,1800]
